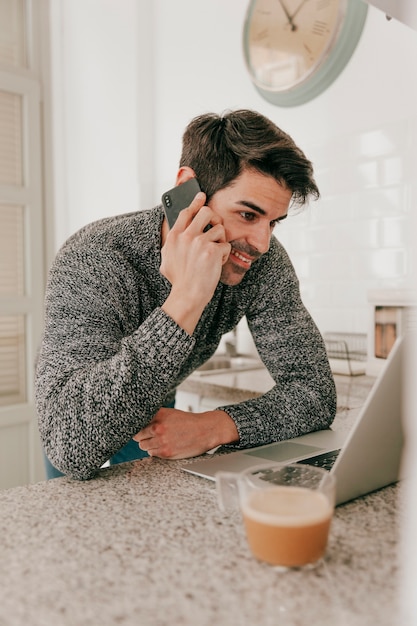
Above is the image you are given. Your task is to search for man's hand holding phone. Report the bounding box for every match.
[160,179,231,335]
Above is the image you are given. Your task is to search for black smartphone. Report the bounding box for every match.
[161,178,202,229]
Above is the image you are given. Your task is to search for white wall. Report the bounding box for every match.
[152,0,417,335]
[52,0,416,336]
[50,0,149,246]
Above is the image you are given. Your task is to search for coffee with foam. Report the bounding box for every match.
[241,486,333,567]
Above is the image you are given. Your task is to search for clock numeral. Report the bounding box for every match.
[253,28,270,42]
[303,42,314,60]
[312,20,329,36]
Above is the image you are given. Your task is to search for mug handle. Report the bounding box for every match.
[215,471,240,512]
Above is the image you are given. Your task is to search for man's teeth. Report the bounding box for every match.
[231,249,251,264]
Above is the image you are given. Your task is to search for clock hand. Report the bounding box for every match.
[290,0,310,21]
[277,0,297,31]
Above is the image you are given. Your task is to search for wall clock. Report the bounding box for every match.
[243,0,368,107]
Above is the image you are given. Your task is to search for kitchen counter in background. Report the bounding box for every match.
[0,371,403,626]
[178,359,374,431]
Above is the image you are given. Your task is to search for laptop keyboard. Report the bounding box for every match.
[297,449,341,471]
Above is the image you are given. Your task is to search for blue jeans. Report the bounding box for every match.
[43,400,174,479]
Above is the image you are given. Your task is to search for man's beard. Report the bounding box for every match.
[219,240,262,286]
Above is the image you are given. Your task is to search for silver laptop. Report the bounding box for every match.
[181,336,405,505]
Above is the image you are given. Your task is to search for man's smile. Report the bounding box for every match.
[230,247,253,267]
[229,241,261,268]
[222,242,263,282]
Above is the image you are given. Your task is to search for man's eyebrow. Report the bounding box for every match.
[238,200,266,215]
[238,200,288,221]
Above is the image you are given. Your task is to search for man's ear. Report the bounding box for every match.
[175,166,197,186]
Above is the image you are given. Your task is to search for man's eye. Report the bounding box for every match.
[240,212,256,221]
[270,219,280,228]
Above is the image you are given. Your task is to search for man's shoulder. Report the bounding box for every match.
[268,234,289,255]
[256,235,294,274]
[72,206,159,237]
[60,206,162,254]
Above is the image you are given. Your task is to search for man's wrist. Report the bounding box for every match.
[162,291,205,336]
[207,409,239,448]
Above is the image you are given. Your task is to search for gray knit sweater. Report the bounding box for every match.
[35,206,336,480]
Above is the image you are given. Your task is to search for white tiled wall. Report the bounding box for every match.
[55,1,416,351]
[275,117,416,337]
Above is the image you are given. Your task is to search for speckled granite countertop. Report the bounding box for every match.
[0,373,402,626]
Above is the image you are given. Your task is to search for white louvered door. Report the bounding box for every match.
[0,0,45,488]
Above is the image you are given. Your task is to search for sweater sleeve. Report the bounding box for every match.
[35,246,195,480]
[218,242,337,449]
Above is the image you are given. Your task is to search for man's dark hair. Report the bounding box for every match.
[180,109,319,207]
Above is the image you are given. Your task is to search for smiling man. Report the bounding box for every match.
[36,109,337,480]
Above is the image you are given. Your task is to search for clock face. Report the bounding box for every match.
[243,0,368,106]
[245,0,346,92]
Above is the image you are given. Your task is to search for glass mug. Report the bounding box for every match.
[216,463,336,569]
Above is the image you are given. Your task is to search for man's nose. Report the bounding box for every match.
[247,224,271,255]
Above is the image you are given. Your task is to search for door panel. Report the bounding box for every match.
[0,0,45,488]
